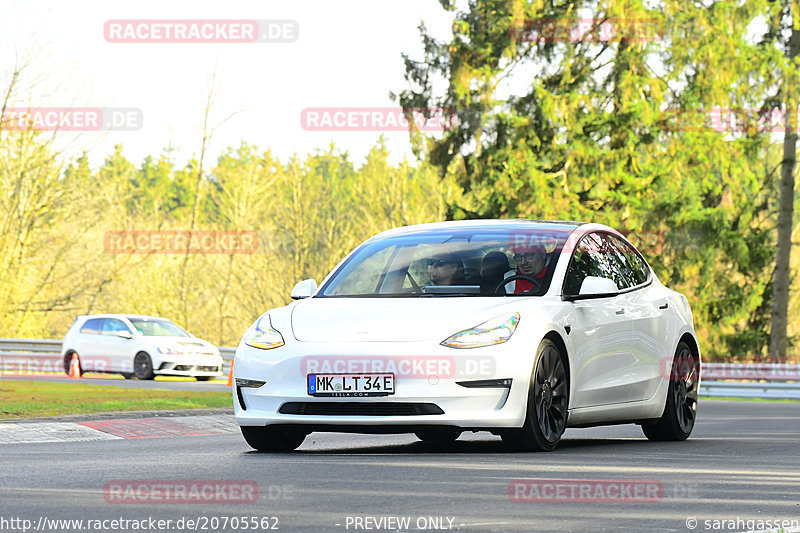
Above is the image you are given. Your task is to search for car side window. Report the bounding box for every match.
[79,318,104,335]
[565,232,642,295]
[564,233,607,295]
[598,234,639,290]
[606,234,650,286]
[102,318,131,335]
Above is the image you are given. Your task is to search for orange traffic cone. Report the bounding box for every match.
[68,353,81,379]
[226,360,234,386]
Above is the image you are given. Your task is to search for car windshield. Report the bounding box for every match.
[128,318,191,337]
[318,226,575,297]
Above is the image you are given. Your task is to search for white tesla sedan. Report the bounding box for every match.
[233,220,701,451]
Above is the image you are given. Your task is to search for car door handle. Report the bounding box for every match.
[615,308,625,315]
[659,303,669,309]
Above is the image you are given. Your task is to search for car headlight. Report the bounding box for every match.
[244,314,285,350]
[441,313,520,349]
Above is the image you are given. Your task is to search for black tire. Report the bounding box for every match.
[502,338,569,452]
[133,352,155,380]
[240,426,306,452]
[642,341,699,441]
[63,352,84,376]
[195,376,213,382]
[121,373,136,380]
[415,429,462,443]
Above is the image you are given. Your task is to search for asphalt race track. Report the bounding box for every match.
[1,401,799,533]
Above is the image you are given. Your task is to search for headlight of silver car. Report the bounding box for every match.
[244,314,285,350]
[441,312,520,349]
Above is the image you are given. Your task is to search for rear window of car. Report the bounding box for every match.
[79,318,104,335]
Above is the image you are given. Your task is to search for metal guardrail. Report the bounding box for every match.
[0,338,62,353]
[2,339,799,397]
[0,338,237,375]
[699,381,800,400]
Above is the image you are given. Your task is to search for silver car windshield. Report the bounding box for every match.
[318,227,573,297]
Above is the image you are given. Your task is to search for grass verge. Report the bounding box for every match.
[0,381,232,419]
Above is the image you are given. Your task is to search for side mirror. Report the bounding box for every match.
[579,276,619,296]
[116,330,134,339]
[291,279,318,300]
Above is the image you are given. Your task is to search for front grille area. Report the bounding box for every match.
[278,402,444,416]
[173,365,220,372]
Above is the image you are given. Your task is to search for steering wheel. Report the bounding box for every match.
[494,274,540,295]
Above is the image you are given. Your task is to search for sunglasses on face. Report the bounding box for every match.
[514,252,543,261]
[426,259,453,267]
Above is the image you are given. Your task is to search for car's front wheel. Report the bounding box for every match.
[642,341,699,441]
[195,376,213,382]
[241,426,307,452]
[133,352,155,380]
[502,338,569,452]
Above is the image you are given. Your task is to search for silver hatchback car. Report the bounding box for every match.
[62,314,224,380]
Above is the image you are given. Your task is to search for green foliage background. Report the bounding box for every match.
[0,135,455,346]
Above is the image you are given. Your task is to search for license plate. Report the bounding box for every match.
[307,373,395,397]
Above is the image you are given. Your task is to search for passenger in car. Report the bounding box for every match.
[480,251,511,294]
[427,252,466,286]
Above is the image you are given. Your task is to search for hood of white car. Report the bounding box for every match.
[152,337,217,354]
[290,297,520,342]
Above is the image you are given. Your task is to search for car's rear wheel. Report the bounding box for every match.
[121,373,135,379]
[133,352,155,380]
[415,428,462,443]
[195,376,213,382]
[642,341,699,441]
[240,426,307,452]
[502,338,568,452]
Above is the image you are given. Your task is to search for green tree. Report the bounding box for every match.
[399,0,781,360]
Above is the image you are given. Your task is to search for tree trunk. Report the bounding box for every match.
[769,27,800,363]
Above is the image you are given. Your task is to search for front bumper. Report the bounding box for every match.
[155,355,224,377]
[232,340,534,431]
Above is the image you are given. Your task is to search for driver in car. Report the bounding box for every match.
[504,243,548,293]
[427,251,466,286]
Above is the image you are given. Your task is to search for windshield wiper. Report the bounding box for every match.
[421,285,481,295]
